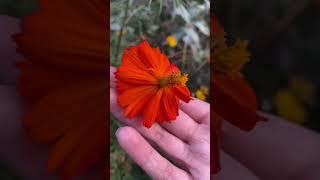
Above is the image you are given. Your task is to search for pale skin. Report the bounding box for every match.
[1,16,320,180]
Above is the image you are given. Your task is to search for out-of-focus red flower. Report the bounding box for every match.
[211,14,266,174]
[115,40,192,128]
[15,0,107,178]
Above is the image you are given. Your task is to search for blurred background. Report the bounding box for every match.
[110,0,210,179]
[215,0,320,132]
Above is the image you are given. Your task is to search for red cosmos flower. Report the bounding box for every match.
[211,14,266,174]
[115,40,192,128]
[15,0,107,178]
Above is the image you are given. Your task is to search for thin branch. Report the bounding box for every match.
[114,0,130,60]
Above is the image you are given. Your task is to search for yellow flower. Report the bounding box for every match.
[195,86,209,101]
[166,35,177,47]
[195,90,206,100]
[274,89,306,124]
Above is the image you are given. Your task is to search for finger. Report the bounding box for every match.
[161,110,200,143]
[0,85,56,179]
[221,112,320,180]
[179,98,210,125]
[110,66,116,88]
[116,126,192,180]
[215,150,259,180]
[110,88,194,168]
[0,16,22,84]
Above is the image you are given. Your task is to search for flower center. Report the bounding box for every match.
[159,72,188,88]
[212,34,250,76]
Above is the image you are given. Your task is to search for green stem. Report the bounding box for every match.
[114,0,130,61]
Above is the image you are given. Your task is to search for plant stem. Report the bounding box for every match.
[114,0,130,60]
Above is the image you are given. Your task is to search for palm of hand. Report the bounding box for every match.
[110,66,210,180]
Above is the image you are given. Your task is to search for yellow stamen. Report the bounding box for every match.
[159,73,188,87]
[213,39,250,75]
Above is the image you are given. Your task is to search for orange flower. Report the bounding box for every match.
[15,0,107,179]
[115,40,192,128]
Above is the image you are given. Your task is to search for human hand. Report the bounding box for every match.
[216,113,320,180]
[110,66,210,180]
[0,15,55,179]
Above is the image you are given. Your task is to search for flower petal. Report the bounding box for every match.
[115,80,133,94]
[17,61,104,103]
[118,85,158,118]
[15,0,107,72]
[118,85,157,107]
[47,119,97,172]
[213,73,260,131]
[171,85,192,103]
[121,47,148,71]
[136,40,161,70]
[122,41,170,75]
[165,64,180,74]
[143,89,164,128]
[158,52,171,73]
[23,80,105,142]
[60,124,106,179]
[115,66,159,85]
[160,87,179,121]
